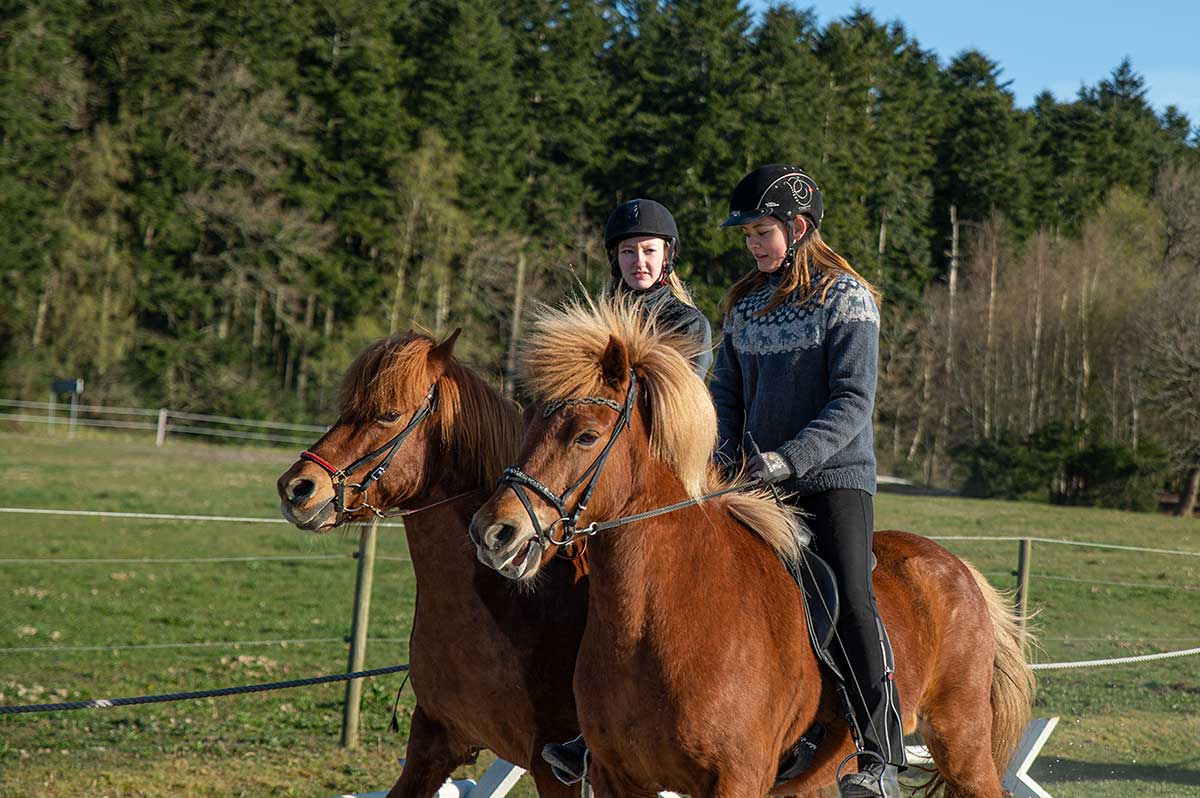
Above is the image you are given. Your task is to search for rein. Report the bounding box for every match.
[300,383,439,523]
[497,372,760,546]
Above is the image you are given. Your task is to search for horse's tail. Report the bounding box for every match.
[966,561,1037,777]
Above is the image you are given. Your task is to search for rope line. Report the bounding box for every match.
[0,507,404,527]
[1031,646,1200,670]
[5,509,1194,556]
[930,535,1200,557]
[0,555,349,564]
[0,664,409,716]
[0,637,412,654]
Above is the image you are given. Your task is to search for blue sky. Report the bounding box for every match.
[748,0,1200,126]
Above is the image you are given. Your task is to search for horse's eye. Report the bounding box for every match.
[575,431,599,446]
[378,411,402,424]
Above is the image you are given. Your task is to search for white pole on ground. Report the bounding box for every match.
[466,761,526,798]
[1001,716,1057,798]
[156,408,168,447]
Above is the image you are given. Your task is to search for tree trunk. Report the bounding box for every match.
[1176,467,1200,517]
[504,252,528,398]
[33,269,55,349]
[1027,237,1044,433]
[983,224,999,440]
[934,205,960,482]
[252,289,265,351]
[907,340,933,461]
[297,294,316,403]
[1076,261,1092,430]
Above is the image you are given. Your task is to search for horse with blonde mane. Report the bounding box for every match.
[469,299,1035,798]
[277,330,588,798]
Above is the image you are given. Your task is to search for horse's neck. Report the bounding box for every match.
[403,499,481,594]
[585,482,796,653]
[584,480,698,644]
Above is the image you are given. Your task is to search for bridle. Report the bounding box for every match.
[494,370,766,549]
[497,372,638,547]
[300,383,440,522]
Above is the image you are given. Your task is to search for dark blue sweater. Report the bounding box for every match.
[710,271,879,496]
[634,284,714,378]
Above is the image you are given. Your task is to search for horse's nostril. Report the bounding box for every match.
[288,478,316,502]
[493,523,517,549]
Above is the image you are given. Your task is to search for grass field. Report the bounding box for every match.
[1,430,1198,797]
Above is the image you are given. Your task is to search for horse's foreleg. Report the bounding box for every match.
[387,705,474,798]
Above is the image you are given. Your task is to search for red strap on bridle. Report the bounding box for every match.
[300,450,340,477]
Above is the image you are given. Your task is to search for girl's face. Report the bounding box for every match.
[617,235,668,290]
[741,216,808,273]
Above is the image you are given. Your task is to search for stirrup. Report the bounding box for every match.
[542,735,589,785]
[838,764,900,798]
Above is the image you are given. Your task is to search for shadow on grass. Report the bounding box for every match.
[1035,756,1200,785]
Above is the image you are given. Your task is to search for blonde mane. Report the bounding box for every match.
[522,297,801,563]
[338,333,523,489]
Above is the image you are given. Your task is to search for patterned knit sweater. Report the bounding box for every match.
[709,271,879,496]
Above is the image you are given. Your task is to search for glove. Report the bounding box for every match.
[746,451,793,485]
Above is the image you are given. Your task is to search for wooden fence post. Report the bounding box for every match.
[341,516,380,748]
[156,408,169,447]
[1015,538,1032,628]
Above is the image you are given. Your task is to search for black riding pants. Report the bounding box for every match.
[793,489,906,769]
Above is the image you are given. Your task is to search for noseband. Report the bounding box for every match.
[498,372,638,547]
[300,383,439,522]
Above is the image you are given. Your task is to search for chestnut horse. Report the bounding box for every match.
[469,300,1035,798]
[276,331,587,798]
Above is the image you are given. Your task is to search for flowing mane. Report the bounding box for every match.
[338,333,523,489]
[522,297,801,563]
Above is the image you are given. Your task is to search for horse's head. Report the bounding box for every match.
[470,298,714,581]
[277,329,466,532]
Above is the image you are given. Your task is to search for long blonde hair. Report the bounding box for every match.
[720,229,881,319]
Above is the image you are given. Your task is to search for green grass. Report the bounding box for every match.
[1,429,1198,797]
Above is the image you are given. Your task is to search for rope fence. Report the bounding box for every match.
[3,503,1197,721]
[0,506,404,527]
[0,664,408,716]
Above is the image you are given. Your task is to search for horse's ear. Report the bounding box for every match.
[429,328,461,367]
[599,335,630,388]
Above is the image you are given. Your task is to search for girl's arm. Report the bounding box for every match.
[709,332,745,466]
[776,284,878,479]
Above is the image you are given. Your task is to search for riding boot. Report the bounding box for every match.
[838,762,901,798]
[542,735,589,785]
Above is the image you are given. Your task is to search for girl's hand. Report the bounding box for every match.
[747,451,793,485]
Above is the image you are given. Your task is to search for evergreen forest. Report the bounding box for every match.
[4,0,1199,509]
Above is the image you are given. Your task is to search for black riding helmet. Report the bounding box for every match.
[720,165,823,267]
[603,199,680,283]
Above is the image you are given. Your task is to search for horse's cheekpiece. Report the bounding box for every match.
[300,382,439,524]
[498,372,638,549]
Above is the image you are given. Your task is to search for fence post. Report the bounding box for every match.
[47,393,55,433]
[156,408,169,447]
[68,393,79,438]
[1015,538,1032,628]
[341,516,380,748]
